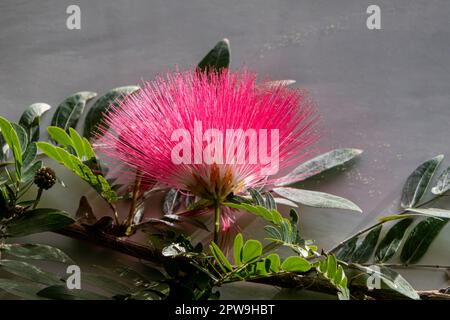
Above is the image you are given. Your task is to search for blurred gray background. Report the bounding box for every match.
[1,0,449,297]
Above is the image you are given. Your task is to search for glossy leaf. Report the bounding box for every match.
[431,166,450,195]
[400,217,448,264]
[21,160,42,183]
[37,285,110,300]
[406,208,450,219]
[273,187,362,212]
[83,86,140,140]
[163,188,181,215]
[0,244,74,264]
[197,39,230,73]
[335,237,357,261]
[11,123,28,152]
[0,116,23,178]
[19,103,51,143]
[22,142,37,169]
[276,148,363,186]
[0,279,43,300]
[400,155,443,208]
[0,260,61,285]
[5,208,75,237]
[351,225,382,263]
[375,218,414,263]
[51,91,97,131]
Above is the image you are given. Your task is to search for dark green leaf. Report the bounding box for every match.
[83,86,139,140]
[264,192,276,210]
[400,217,448,264]
[401,155,443,208]
[209,242,233,272]
[375,218,414,263]
[0,260,61,285]
[0,279,44,300]
[1,244,74,264]
[19,103,51,143]
[249,188,264,206]
[406,208,450,219]
[11,123,28,152]
[276,148,363,186]
[351,225,382,263]
[21,160,42,183]
[51,91,97,131]
[197,39,230,73]
[273,187,362,212]
[22,142,37,169]
[5,208,75,237]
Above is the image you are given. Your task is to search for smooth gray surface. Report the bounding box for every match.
[1,0,449,294]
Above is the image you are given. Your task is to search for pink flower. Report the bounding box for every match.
[97,69,318,201]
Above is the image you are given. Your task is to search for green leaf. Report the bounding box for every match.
[47,126,73,148]
[5,208,75,237]
[375,218,414,263]
[223,202,283,225]
[209,242,233,272]
[249,188,264,206]
[0,244,74,264]
[21,160,42,183]
[400,155,443,208]
[233,233,244,265]
[36,142,117,203]
[37,285,110,300]
[350,264,420,300]
[351,225,382,263]
[0,279,44,300]
[69,128,86,158]
[242,240,263,264]
[0,260,61,285]
[266,253,281,273]
[273,187,362,213]
[281,256,311,272]
[19,103,51,143]
[326,255,337,279]
[0,116,23,178]
[51,91,97,131]
[400,217,448,264]
[11,123,28,152]
[22,142,37,169]
[83,86,140,140]
[431,166,450,195]
[197,39,230,73]
[335,237,358,261]
[276,148,363,186]
[264,192,276,210]
[406,208,450,219]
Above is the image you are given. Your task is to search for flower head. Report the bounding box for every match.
[97,69,318,202]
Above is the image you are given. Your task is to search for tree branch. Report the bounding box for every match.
[56,224,450,300]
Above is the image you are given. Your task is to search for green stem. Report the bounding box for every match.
[214,202,220,244]
[125,172,142,228]
[32,188,43,209]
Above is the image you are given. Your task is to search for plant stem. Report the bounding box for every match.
[32,188,43,209]
[125,172,142,227]
[214,202,220,243]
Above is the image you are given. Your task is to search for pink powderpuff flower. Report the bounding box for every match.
[96,69,318,237]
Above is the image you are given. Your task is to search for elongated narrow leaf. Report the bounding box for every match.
[0,279,44,300]
[209,242,233,272]
[19,103,51,143]
[400,217,448,264]
[0,260,62,285]
[197,39,230,73]
[273,187,362,212]
[11,123,28,152]
[273,197,298,208]
[1,244,74,264]
[400,155,443,208]
[233,233,244,265]
[5,208,75,237]
[375,218,414,262]
[264,192,276,210]
[335,237,358,261]
[276,148,363,186]
[51,91,97,131]
[406,208,450,219]
[264,80,296,89]
[281,256,311,272]
[351,225,382,263]
[22,142,37,169]
[83,86,140,140]
[249,188,264,206]
[431,166,450,195]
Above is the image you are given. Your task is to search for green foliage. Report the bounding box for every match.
[281,256,310,272]
[0,244,74,264]
[51,91,97,131]
[316,255,349,300]
[276,148,363,186]
[273,187,362,213]
[401,155,443,208]
[375,218,414,263]
[0,116,23,179]
[197,39,230,74]
[19,103,51,143]
[36,132,117,203]
[83,86,140,140]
